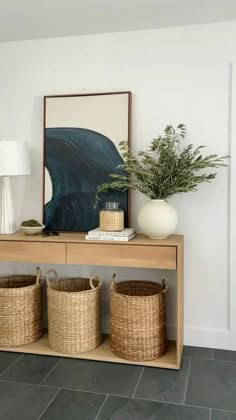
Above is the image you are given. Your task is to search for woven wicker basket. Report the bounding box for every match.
[110,275,167,361]
[46,270,102,354]
[0,268,43,347]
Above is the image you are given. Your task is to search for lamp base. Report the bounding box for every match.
[1,176,16,234]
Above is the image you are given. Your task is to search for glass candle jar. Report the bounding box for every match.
[99,202,124,231]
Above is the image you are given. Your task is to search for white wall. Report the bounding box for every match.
[0,21,235,349]
[230,63,236,349]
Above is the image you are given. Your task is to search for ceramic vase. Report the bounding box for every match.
[138,199,178,239]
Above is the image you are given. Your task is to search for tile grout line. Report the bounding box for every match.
[209,407,212,420]
[185,357,213,361]
[94,394,108,420]
[2,373,235,416]
[0,374,229,417]
[212,349,214,360]
[131,367,144,398]
[39,358,63,385]
[209,357,236,364]
[0,378,60,388]
[38,386,213,410]
[0,354,24,377]
[0,378,218,413]
[133,395,209,411]
[183,357,191,404]
[212,407,236,414]
[36,387,61,420]
[40,385,107,396]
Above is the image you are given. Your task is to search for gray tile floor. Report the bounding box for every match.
[0,346,236,419]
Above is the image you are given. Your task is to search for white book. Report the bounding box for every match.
[88,227,135,237]
[85,233,136,242]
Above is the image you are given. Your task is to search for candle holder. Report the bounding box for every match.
[99,202,124,232]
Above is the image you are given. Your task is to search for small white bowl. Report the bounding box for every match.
[19,225,45,235]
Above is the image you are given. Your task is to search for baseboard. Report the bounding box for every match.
[184,326,230,350]
[103,318,230,350]
[164,325,230,350]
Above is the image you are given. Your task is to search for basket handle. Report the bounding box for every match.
[35,267,42,284]
[89,274,100,289]
[110,273,117,291]
[46,269,59,287]
[161,279,168,294]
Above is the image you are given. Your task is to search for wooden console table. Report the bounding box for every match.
[0,232,184,369]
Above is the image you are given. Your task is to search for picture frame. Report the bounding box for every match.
[43,91,131,232]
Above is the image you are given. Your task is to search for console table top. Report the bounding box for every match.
[0,231,183,246]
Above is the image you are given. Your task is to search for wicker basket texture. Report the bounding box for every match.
[99,210,124,231]
[46,270,102,354]
[0,268,42,347]
[110,275,167,361]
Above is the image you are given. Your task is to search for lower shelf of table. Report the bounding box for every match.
[0,333,179,369]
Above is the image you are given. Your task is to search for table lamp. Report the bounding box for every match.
[0,140,30,234]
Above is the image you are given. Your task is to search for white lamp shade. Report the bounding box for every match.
[0,140,30,176]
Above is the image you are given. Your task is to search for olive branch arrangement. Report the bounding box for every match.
[96,124,228,201]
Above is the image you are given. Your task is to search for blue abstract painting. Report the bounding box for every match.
[44,127,128,231]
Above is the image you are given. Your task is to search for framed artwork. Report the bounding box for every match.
[43,91,131,232]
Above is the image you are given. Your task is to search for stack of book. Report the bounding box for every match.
[85,227,136,241]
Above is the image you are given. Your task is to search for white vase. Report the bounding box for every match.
[137,199,178,239]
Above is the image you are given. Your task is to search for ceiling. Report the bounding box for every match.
[0,0,236,42]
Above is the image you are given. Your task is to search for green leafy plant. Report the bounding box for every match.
[96,124,228,201]
[21,219,42,227]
